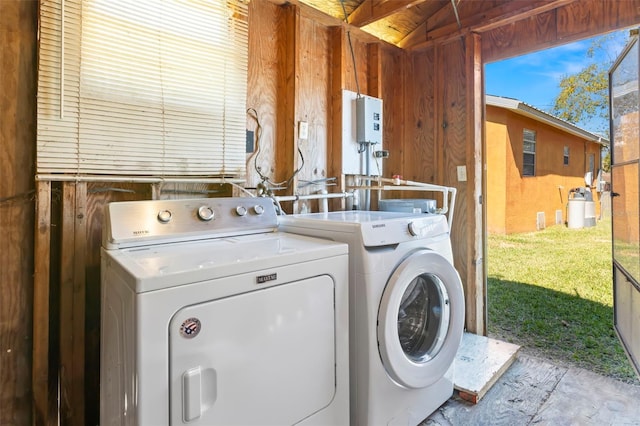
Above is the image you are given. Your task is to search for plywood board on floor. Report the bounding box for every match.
[423,355,567,425]
[532,365,640,424]
[454,332,520,403]
[424,354,640,426]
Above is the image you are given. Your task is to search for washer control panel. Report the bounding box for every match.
[103,197,278,249]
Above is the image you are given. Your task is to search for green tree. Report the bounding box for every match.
[551,32,628,172]
[551,62,609,133]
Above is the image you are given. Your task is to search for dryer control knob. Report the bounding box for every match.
[157,209,173,223]
[408,221,425,237]
[235,205,248,216]
[197,206,215,221]
[253,204,265,215]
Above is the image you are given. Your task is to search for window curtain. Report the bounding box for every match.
[37,0,249,178]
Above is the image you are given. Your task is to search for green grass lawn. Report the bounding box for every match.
[487,217,639,384]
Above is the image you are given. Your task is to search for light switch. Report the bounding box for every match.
[457,165,467,182]
[299,121,309,140]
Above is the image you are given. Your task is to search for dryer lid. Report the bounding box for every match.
[103,232,347,293]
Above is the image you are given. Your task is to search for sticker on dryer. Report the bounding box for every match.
[179,317,201,339]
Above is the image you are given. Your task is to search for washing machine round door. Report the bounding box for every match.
[377,249,465,389]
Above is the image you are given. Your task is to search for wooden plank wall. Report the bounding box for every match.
[401,36,485,334]
[246,0,280,191]
[3,0,639,423]
[0,2,37,425]
[294,13,331,213]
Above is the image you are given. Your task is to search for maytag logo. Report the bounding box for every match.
[133,230,150,236]
[257,273,277,284]
[372,224,386,228]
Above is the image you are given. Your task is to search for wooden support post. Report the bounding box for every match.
[276,4,300,208]
[329,26,346,210]
[433,44,446,185]
[433,34,485,335]
[466,32,486,335]
[59,182,87,425]
[2,0,38,423]
[367,43,381,98]
[33,180,52,425]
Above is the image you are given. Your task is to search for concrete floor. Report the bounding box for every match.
[423,354,640,425]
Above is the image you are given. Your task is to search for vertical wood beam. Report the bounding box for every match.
[2,1,37,423]
[33,180,52,425]
[367,43,381,98]
[433,45,445,184]
[434,34,485,335]
[73,183,87,423]
[59,183,75,423]
[329,26,346,210]
[466,33,486,335]
[59,182,86,425]
[276,4,300,207]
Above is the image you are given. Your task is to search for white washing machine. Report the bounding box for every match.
[100,197,349,425]
[279,210,465,426]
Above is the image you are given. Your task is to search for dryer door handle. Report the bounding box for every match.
[183,366,203,422]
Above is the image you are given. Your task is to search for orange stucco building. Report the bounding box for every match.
[486,95,607,234]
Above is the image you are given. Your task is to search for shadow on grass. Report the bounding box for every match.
[487,277,639,384]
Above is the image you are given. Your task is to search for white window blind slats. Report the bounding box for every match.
[37,0,248,177]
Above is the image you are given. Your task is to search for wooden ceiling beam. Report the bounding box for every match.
[398,0,452,49]
[471,0,574,32]
[404,0,574,50]
[426,0,458,30]
[398,21,427,49]
[348,0,429,27]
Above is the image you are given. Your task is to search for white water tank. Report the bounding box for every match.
[584,200,596,227]
[567,194,585,229]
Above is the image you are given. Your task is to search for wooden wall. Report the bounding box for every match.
[0,2,37,425]
[2,0,639,423]
[243,2,484,337]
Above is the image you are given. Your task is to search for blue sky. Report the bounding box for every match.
[485,30,630,134]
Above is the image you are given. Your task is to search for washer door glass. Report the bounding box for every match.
[378,249,465,389]
[398,273,449,363]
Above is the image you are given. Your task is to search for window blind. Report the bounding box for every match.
[37,0,248,178]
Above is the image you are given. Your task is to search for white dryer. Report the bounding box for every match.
[279,210,465,426]
[100,197,349,425]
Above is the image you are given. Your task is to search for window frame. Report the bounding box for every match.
[36,0,249,179]
[523,129,537,177]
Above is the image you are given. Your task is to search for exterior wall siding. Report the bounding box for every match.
[486,109,509,234]
[486,105,603,234]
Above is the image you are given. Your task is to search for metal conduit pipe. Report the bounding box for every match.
[273,192,354,203]
[347,175,457,228]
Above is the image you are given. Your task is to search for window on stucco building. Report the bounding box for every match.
[564,146,570,165]
[523,129,536,176]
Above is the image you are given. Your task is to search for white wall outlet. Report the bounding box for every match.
[457,165,467,182]
[298,121,309,140]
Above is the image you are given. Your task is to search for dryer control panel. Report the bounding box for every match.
[360,214,449,247]
[103,197,278,249]
[279,210,450,248]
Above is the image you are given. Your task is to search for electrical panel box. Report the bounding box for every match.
[356,95,383,144]
[341,90,384,176]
